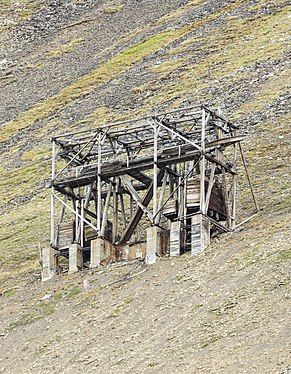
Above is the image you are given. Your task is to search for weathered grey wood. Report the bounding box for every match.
[112,178,118,243]
[50,140,56,246]
[96,133,102,234]
[221,168,231,228]
[120,175,153,220]
[119,190,127,228]
[153,122,159,225]
[45,105,258,279]
[156,171,168,223]
[100,182,112,237]
[239,142,259,212]
[119,170,165,244]
[52,192,98,231]
[231,141,238,230]
[205,164,216,212]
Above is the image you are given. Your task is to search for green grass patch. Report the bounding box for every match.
[103,4,125,14]
[66,286,82,298]
[47,38,84,58]
[277,249,291,262]
[8,300,56,330]
[1,288,17,297]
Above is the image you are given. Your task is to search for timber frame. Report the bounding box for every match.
[42,104,258,279]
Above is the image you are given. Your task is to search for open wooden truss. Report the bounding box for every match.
[46,105,258,276]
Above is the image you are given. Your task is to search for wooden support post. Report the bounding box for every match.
[55,194,67,247]
[119,190,127,228]
[231,142,238,230]
[156,171,167,224]
[75,199,79,243]
[84,184,93,209]
[80,199,84,247]
[200,108,206,214]
[51,140,56,246]
[221,168,232,228]
[153,122,159,225]
[100,183,112,237]
[96,134,102,234]
[112,178,118,243]
[205,163,216,213]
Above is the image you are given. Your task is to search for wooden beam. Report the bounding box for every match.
[239,142,259,212]
[52,192,98,232]
[119,169,165,244]
[100,183,112,237]
[96,133,102,234]
[153,123,159,224]
[120,175,153,220]
[200,108,206,215]
[112,178,118,243]
[205,163,216,212]
[51,139,56,246]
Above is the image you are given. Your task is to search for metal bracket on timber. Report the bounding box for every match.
[41,104,258,280]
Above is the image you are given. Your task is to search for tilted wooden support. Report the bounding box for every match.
[42,104,258,280]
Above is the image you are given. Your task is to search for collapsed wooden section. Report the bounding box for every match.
[41,105,258,280]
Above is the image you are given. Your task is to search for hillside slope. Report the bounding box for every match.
[0,1,290,373]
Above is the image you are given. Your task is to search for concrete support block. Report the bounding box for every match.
[191,214,210,255]
[170,221,182,257]
[146,226,161,264]
[68,243,83,274]
[41,247,59,281]
[90,238,104,268]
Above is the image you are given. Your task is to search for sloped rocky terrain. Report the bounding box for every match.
[0,1,290,373]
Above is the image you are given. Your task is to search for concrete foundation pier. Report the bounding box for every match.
[41,247,59,281]
[191,214,210,255]
[68,243,83,274]
[146,226,161,264]
[90,238,105,268]
[170,221,182,257]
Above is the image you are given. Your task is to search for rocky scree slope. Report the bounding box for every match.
[0,0,290,373]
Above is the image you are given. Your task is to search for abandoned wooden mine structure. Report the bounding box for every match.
[41,105,258,280]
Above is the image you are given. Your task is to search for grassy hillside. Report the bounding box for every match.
[0,1,290,372]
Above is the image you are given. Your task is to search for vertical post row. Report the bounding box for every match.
[96,133,102,235]
[200,107,206,215]
[231,128,238,230]
[153,121,158,225]
[50,139,56,246]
